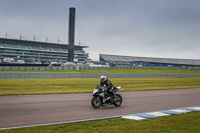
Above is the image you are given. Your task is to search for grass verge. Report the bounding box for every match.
[0,77,200,95]
[1,111,200,133]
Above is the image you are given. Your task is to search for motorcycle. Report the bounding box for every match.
[91,85,123,108]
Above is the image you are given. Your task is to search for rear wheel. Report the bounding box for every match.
[91,96,101,108]
[114,94,122,107]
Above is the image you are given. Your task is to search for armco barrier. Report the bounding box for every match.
[1,65,200,71]
[0,73,200,79]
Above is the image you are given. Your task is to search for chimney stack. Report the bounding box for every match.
[68,7,76,62]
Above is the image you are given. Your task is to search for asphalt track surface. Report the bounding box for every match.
[0,88,200,129]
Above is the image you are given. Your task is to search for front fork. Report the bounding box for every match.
[93,95,102,105]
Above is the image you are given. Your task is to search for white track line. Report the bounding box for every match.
[0,115,123,130]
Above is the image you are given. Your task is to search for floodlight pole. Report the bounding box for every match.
[20,33,22,40]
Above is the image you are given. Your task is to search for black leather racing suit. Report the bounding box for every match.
[100,79,115,98]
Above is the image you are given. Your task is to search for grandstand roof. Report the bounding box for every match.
[0,38,89,48]
[100,54,200,66]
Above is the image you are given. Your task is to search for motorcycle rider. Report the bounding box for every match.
[100,75,116,103]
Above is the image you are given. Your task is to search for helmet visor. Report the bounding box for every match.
[101,78,105,82]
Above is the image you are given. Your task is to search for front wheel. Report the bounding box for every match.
[91,96,101,108]
[114,94,122,107]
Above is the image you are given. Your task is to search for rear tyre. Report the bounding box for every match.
[91,96,101,108]
[114,94,122,107]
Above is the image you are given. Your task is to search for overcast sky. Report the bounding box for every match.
[0,0,200,61]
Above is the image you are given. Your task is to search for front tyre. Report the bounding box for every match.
[114,94,122,107]
[91,96,101,108]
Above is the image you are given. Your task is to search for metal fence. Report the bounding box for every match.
[0,65,200,71]
[1,72,200,79]
[1,65,200,79]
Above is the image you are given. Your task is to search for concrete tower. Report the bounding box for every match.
[68,7,76,62]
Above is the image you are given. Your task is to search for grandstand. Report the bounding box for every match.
[100,54,200,68]
[0,37,90,65]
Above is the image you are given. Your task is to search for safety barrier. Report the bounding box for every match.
[0,65,200,71]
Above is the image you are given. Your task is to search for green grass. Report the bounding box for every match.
[1,111,200,133]
[1,68,200,73]
[0,77,200,95]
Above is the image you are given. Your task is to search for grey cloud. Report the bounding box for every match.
[0,0,200,61]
